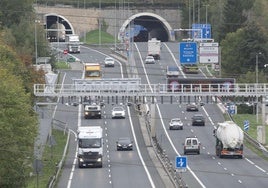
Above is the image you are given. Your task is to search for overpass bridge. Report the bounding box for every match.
[35,5,182,42]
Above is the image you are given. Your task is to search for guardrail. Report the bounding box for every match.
[47,119,70,188]
[144,112,188,188]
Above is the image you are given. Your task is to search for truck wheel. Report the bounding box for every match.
[78,162,83,168]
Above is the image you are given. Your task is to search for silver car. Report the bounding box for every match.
[169,118,183,130]
[145,56,155,64]
[104,57,115,67]
[111,106,126,118]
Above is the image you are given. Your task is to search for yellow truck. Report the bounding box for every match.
[84,63,102,79]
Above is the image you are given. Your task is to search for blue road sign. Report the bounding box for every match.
[179,42,197,64]
[228,103,236,115]
[244,120,250,131]
[175,156,187,169]
[192,24,212,39]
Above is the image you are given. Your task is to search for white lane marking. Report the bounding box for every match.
[127,106,156,188]
[136,42,206,188]
[245,158,254,165]
[255,165,266,173]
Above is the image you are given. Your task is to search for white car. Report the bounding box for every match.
[169,118,183,130]
[145,56,155,64]
[104,57,115,67]
[112,106,126,118]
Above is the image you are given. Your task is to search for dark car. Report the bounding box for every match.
[192,114,205,126]
[186,103,199,111]
[116,137,133,151]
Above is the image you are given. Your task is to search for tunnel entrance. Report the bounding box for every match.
[45,14,73,42]
[120,13,172,42]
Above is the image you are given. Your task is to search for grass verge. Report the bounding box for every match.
[27,129,68,188]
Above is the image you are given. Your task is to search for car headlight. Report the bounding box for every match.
[117,144,121,146]
[97,158,102,162]
[128,144,132,147]
[85,112,88,115]
[79,158,84,162]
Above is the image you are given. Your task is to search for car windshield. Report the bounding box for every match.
[194,115,203,119]
[105,58,113,61]
[79,138,101,148]
[168,66,179,71]
[118,138,131,144]
[113,107,124,111]
[171,119,181,123]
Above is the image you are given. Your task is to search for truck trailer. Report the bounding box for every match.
[65,34,80,53]
[148,38,161,60]
[214,121,244,158]
[77,126,103,167]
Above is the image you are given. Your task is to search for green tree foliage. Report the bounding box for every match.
[0,0,34,28]
[220,22,268,81]
[218,0,254,41]
[0,67,38,188]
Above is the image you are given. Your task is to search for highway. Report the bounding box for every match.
[54,45,166,188]
[52,42,268,188]
[134,42,268,188]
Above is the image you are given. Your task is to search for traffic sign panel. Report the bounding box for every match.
[179,42,197,64]
[175,156,187,169]
[199,42,219,63]
[192,24,211,39]
[244,120,250,131]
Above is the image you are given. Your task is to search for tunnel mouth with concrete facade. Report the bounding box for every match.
[119,12,173,42]
[44,12,172,43]
[45,14,74,42]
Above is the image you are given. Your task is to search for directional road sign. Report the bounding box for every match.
[228,103,236,115]
[192,23,211,39]
[244,120,250,131]
[175,156,187,170]
[179,42,197,64]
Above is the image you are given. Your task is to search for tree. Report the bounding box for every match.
[218,0,254,41]
[0,0,34,28]
[0,68,38,188]
[220,22,268,81]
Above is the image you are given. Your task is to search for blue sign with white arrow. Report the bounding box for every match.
[244,120,250,131]
[175,156,187,169]
[179,42,197,64]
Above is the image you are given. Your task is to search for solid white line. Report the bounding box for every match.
[127,106,156,188]
[255,165,266,173]
[135,43,206,188]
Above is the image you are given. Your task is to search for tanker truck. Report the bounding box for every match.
[213,121,244,158]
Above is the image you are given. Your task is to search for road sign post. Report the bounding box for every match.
[175,156,187,172]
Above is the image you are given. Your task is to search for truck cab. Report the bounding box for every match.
[84,63,102,79]
[84,103,102,119]
[77,126,103,168]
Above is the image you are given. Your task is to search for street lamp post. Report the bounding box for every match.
[256,52,262,123]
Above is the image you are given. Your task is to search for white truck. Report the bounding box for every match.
[65,34,80,53]
[214,121,244,158]
[77,126,103,167]
[148,38,161,60]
